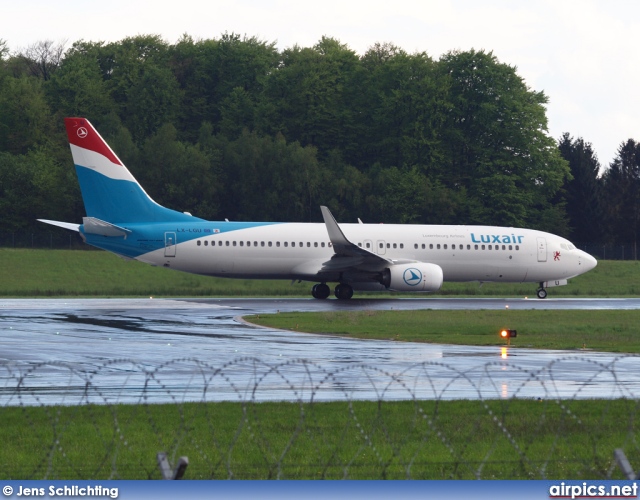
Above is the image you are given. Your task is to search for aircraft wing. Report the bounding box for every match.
[320,206,392,272]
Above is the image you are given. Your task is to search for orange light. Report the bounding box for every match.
[500,330,508,338]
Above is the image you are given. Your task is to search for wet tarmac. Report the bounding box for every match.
[1,297,639,405]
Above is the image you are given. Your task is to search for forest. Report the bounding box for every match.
[0,34,638,250]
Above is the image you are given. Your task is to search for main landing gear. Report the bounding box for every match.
[311,283,330,299]
[311,283,354,300]
[536,283,548,299]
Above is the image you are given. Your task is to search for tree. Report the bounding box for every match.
[19,40,66,80]
[437,49,570,229]
[125,64,182,140]
[356,43,447,173]
[601,139,640,247]
[46,50,113,118]
[0,75,52,154]
[137,124,220,219]
[557,133,604,243]
[259,37,359,157]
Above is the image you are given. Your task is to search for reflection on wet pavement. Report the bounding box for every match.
[1,298,639,405]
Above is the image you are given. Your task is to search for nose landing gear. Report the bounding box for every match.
[536,284,548,299]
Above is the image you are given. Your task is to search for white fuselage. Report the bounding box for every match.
[136,222,596,285]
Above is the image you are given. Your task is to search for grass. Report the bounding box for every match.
[2,249,638,480]
[1,399,638,480]
[247,309,640,353]
[0,248,639,297]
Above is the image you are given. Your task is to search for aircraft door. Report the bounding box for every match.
[164,232,177,257]
[536,237,547,262]
[376,240,386,255]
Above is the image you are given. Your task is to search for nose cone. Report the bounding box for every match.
[580,250,597,272]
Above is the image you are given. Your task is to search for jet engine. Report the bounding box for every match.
[381,263,443,292]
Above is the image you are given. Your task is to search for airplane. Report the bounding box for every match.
[39,117,598,300]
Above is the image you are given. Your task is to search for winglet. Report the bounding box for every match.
[320,205,380,259]
[320,206,351,250]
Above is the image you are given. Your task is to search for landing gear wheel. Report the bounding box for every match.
[536,288,548,299]
[334,283,354,300]
[311,283,330,299]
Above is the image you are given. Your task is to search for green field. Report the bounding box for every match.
[2,249,639,480]
[247,309,640,353]
[2,399,638,480]
[1,248,638,297]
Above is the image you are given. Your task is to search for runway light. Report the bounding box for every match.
[500,329,517,338]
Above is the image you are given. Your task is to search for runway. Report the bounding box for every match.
[1,297,639,405]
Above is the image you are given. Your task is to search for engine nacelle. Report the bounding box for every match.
[381,263,443,292]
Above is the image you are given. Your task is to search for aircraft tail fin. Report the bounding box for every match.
[64,118,198,224]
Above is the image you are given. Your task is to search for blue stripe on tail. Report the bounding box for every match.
[75,166,200,224]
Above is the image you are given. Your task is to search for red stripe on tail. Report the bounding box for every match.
[65,117,123,166]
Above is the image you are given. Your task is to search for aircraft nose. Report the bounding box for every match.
[580,250,597,271]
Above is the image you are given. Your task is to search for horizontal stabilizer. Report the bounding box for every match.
[83,217,132,237]
[37,219,80,232]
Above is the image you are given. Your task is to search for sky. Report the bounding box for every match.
[2,0,639,169]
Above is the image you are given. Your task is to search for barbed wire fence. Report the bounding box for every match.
[1,356,639,480]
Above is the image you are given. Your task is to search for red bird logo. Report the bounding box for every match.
[554,251,561,261]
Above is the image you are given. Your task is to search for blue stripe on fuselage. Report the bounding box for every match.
[82,221,283,258]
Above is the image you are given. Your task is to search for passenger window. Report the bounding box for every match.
[467,245,470,250]
[437,244,441,249]
[321,242,325,247]
[276,242,281,247]
[502,245,506,250]
[481,245,485,250]
[429,244,433,249]
[225,241,230,247]
[240,241,244,247]
[314,242,318,247]
[197,241,201,246]
[422,244,426,249]
[393,243,397,249]
[387,243,390,248]
[233,241,237,246]
[444,244,447,250]
[307,242,310,247]
[474,245,478,250]
[366,243,371,248]
[261,241,265,247]
[284,242,288,247]
[515,245,520,250]
[400,243,404,249]
[488,245,492,250]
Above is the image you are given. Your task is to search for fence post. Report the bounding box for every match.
[614,449,638,479]
[157,452,188,479]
